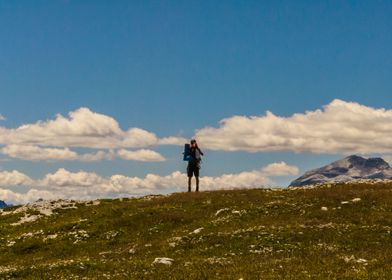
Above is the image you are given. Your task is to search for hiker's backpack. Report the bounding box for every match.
[183,143,192,161]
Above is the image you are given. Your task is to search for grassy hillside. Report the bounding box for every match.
[1,182,392,279]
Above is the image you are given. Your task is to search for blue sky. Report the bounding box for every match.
[0,1,392,203]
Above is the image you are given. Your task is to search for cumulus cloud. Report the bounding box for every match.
[0,188,59,205]
[0,114,5,121]
[121,128,158,148]
[0,107,184,151]
[0,162,298,204]
[39,168,106,188]
[195,99,392,154]
[117,149,166,162]
[202,171,271,189]
[0,145,165,162]
[0,170,34,187]
[261,162,300,177]
[0,108,123,148]
[158,136,189,145]
[382,155,392,165]
[109,171,185,194]
[0,145,109,162]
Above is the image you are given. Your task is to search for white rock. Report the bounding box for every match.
[153,257,174,265]
[8,199,78,225]
[321,207,328,211]
[191,227,204,234]
[215,208,230,216]
[352,198,361,202]
[21,232,34,238]
[6,241,16,247]
[11,214,41,226]
[44,234,58,241]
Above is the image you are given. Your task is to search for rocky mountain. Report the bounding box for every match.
[290,155,392,187]
[0,200,7,209]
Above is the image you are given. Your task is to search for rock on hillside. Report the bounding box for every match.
[290,155,392,187]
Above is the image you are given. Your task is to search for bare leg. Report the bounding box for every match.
[188,177,192,192]
[196,177,199,192]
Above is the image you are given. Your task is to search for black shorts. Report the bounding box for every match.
[187,162,200,177]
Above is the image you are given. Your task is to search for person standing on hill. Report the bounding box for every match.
[187,139,204,192]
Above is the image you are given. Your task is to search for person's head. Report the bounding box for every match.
[190,139,197,147]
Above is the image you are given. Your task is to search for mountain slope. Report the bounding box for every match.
[1,183,392,279]
[290,155,392,186]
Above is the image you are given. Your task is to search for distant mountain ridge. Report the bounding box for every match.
[290,155,392,187]
[0,200,8,209]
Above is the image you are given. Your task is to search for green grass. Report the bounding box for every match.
[1,182,392,279]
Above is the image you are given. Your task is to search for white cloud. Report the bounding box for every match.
[158,136,189,146]
[0,145,166,162]
[0,108,188,163]
[79,150,112,161]
[382,155,392,165]
[2,108,123,148]
[0,107,184,151]
[39,168,106,188]
[195,99,392,154]
[121,128,158,148]
[202,171,272,189]
[0,170,34,187]
[0,162,298,204]
[0,188,58,205]
[117,149,166,162]
[261,162,299,177]
[0,114,5,121]
[0,145,110,162]
[109,171,185,194]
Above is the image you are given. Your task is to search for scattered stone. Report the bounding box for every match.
[321,207,328,211]
[191,227,204,234]
[11,214,41,226]
[86,200,101,206]
[20,232,34,238]
[44,234,58,241]
[215,208,230,216]
[68,230,89,244]
[206,257,231,265]
[8,199,79,226]
[0,265,18,273]
[153,257,174,265]
[105,231,119,239]
[343,255,368,264]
